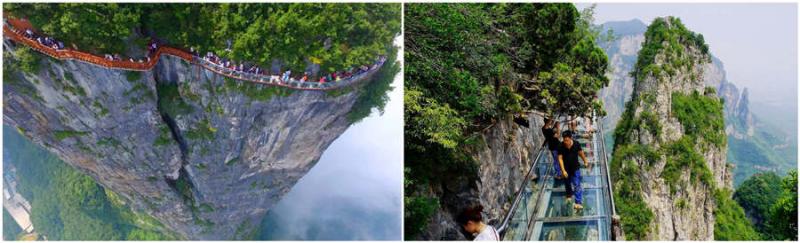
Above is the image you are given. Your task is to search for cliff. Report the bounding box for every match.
[418,115,544,240]
[600,20,753,144]
[599,19,790,185]
[610,17,733,240]
[3,38,384,239]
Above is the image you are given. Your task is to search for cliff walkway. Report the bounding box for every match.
[3,17,385,91]
[496,117,623,240]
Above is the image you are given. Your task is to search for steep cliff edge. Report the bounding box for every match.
[610,17,733,240]
[599,19,790,185]
[3,38,389,239]
[417,115,544,240]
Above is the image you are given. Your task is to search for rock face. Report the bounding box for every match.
[3,39,380,239]
[600,20,754,144]
[418,115,544,240]
[610,17,732,240]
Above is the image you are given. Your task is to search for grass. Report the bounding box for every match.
[53,130,88,141]
[153,125,174,146]
[184,119,216,141]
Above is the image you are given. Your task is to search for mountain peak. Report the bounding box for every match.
[601,19,647,36]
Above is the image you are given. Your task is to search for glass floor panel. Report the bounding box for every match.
[538,189,605,218]
[533,219,608,241]
[547,175,602,189]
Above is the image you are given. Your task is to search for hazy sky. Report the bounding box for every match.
[258,37,403,240]
[578,3,798,111]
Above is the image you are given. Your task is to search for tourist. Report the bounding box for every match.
[558,130,590,211]
[24,29,33,38]
[270,74,280,83]
[319,76,327,83]
[457,205,499,241]
[541,118,562,179]
[282,70,291,81]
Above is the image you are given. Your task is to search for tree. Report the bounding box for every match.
[764,170,798,240]
[734,172,783,231]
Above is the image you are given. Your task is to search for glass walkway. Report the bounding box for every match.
[497,117,618,241]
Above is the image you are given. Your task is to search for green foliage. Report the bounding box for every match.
[92,100,109,117]
[4,48,45,101]
[5,3,399,72]
[184,119,216,141]
[734,172,783,233]
[763,170,798,240]
[714,189,761,240]
[53,130,88,141]
[609,143,654,240]
[3,125,174,240]
[143,3,400,72]
[661,137,714,194]
[613,95,662,146]
[153,125,174,146]
[4,3,143,54]
[13,45,42,74]
[175,175,193,201]
[3,209,23,240]
[404,196,439,239]
[405,89,467,149]
[346,47,400,123]
[671,91,726,147]
[126,229,171,240]
[126,71,142,82]
[632,16,710,81]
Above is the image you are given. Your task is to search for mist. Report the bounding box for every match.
[257,37,404,240]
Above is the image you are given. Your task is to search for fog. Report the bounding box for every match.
[258,37,403,240]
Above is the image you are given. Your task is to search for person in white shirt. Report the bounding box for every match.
[457,205,499,241]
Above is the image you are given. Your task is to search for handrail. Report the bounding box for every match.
[496,143,547,234]
[597,117,617,216]
[597,116,622,241]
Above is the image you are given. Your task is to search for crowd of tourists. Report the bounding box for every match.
[198,50,386,85]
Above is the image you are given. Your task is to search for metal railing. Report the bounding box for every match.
[597,117,622,240]
[496,144,547,234]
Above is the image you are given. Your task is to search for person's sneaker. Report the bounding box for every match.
[574,204,584,210]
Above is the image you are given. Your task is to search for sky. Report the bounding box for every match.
[258,36,403,240]
[577,3,798,117]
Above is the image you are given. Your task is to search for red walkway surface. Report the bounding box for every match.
[3,17,382,91]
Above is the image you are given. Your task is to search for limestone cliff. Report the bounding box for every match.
[3,38,386,239]
[600,20,754,144]
[610,17,733,240]
[599,19,788,185]
[418,115,544,240]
